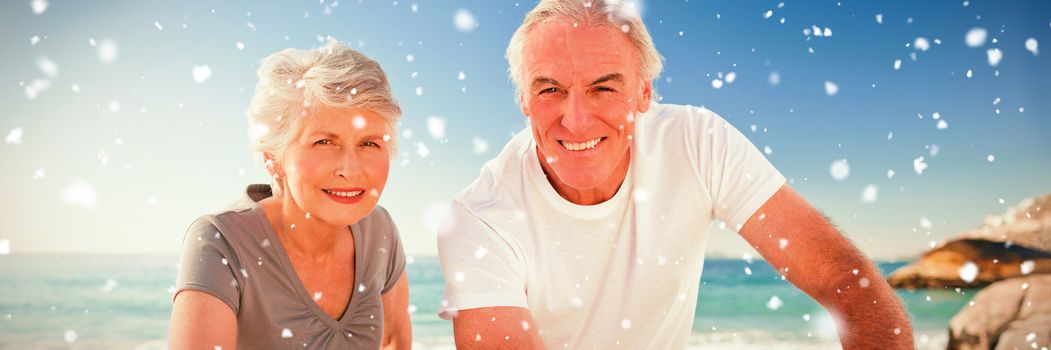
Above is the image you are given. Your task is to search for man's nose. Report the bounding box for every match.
[560,93,594,134]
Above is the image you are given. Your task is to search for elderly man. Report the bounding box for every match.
[437,0,913,349]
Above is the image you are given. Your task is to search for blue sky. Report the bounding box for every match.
[2,0,1049,259]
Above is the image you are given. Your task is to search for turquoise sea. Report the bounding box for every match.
[0,255,972,349]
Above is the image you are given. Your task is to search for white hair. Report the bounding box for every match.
[506,0,664,104]
[246,39,400,196]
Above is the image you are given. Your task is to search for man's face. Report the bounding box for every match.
[520,17,652,197]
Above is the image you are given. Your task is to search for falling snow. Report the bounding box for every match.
[965,27,987,47]
[958,261,978,283]
[823,81,838,96]
[96,39,119,64]
[471,137,488,154]
[913,156,928,175]
[427,116,446,139]
[63,330,76,343]
[986,48,1003,67]
[61,179,97,209]
[192,65,212,83]
[31,0,48,15]
[5,128,23,145]
[454,9,477,32]
[829,159,849,180]
[1025,38,1039,55]
[1020,260,1035,275]
[914,37,930,51]
[766,296,783,310]
[861,184,878,203]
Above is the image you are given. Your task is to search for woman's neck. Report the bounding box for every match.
[260,195,349,260]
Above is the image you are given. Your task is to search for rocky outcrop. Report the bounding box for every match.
[887,239,1051,289]
[959,193,1051,252]
[887,193,1051,289]
[946,274,1051,350]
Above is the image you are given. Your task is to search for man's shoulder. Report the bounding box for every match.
[643,102,722,127]
[454,129,532,209]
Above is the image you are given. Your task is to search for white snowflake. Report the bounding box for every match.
[37,56,58,77]
[965,28,987,48]
[824,81,838,96]
[64,330,76,343]
[427,116,446,139]
[1020,260,1035,275]
[61,179,97,209]
[472,137,488,154]
[1025,38,1039,55]
[96,39,119,64]
[31,0,48,15]
[913,156,928,175]
[5,128,23,145]
[192,65,212,83]
[453,9,478,32]
[914,37,930,51]
[766,296,783,310]
[986,48,1003,67]
[416,142,430,158]
[958,261,978,283]
[101,278,118,293]
[829,159,849,180]
[861,184,878,203]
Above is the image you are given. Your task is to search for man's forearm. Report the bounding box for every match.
[821,264,914,349]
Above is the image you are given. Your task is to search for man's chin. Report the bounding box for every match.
[552,169,606,190]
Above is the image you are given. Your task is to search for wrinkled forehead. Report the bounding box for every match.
[522,17,641,78]
[297,106,388,136]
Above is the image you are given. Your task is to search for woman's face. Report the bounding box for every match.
[276,105,392,227]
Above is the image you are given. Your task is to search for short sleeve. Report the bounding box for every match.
[173,218,242,314]
[378,208,406,295]
[436,200,528,320]
[696,108,786,231]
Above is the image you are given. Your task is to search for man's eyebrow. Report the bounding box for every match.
[590,73,625,86]
[306,131,341,140]
[531,77,561,89]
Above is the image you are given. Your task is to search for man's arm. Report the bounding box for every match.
[738,184,913,349]
[451,306,546,350]
[381,272,412,349]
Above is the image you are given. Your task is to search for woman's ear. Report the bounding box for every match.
[263,152,282,180]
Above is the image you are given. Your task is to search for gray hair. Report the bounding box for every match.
[506,0,663,104]
[246,39,400,196]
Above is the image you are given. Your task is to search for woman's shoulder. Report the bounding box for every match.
[355,205,404,262]
[184,203,271,257]
[356,205,398,239]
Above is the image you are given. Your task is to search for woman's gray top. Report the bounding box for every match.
[174,184,406,349]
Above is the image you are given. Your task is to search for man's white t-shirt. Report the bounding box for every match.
[437,103,786,349]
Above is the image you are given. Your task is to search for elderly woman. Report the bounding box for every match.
[169,40,410,349]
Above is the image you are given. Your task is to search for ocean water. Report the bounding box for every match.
[0,255,970,349]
